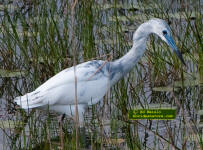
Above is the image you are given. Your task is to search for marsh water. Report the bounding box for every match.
[0,0,202,149]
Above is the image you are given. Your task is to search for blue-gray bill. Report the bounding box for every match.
[174,49,186,66]
[164,34,186,66]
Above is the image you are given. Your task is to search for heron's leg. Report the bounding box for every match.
[58,113,66,149]
[58,113,66,126]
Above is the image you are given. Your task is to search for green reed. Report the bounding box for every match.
[0,0,202,149]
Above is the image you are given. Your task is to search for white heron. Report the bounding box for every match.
[14,18,185,122]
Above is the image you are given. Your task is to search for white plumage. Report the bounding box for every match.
[15,60,110,120]
[14,18,185,122]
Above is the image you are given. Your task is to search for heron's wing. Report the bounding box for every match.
[36,60,110,92]
[14,60,111,108]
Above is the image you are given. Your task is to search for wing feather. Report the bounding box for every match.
[14,60,111,109]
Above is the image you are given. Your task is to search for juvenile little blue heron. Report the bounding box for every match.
[14,18,185,122]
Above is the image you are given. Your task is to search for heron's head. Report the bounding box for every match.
[149,18,186,66]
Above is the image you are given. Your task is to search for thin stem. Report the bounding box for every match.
[71,0,79,149]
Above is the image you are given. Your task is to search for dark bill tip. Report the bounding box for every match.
[174,50,186,66]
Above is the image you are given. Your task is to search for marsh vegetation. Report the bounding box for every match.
[0,0,202,149]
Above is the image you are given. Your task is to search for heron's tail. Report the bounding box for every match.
[14,91,45,109]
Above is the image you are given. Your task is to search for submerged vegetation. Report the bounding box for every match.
[0,0,202,149]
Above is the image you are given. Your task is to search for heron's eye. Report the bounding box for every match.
[162,30,167,35]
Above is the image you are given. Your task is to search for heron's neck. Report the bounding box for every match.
[110,22,151,85]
